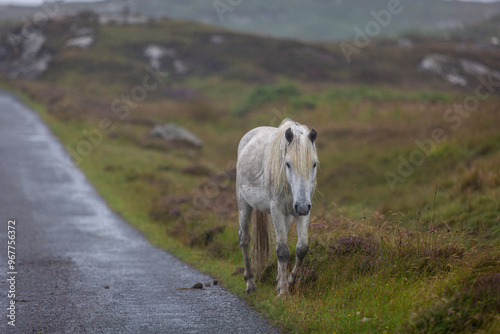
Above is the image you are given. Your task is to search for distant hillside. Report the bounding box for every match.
[133,0,500,41]
[2,0,500,41]
[1,12,499,92]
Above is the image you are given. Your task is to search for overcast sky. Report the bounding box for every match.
[0,0,103,5]
[0,0,499,5]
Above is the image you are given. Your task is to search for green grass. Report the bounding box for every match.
[234,82,301,115]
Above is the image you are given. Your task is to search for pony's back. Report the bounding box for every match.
[237,126,275,159]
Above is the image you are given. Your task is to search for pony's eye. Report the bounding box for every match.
[313,162,317,168]
[286,162,291,168]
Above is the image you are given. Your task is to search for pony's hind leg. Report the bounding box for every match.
[238,200,256,293]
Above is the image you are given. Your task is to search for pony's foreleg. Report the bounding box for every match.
[289,214,310,286]
[272,210,294,296]
[238,200,256,293]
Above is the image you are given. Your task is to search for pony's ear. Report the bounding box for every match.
[285,128,294,144]
[309,128,317,143]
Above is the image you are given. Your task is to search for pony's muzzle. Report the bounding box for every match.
[294,203,311,216]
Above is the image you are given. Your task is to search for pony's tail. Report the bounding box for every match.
[251,210,270,282]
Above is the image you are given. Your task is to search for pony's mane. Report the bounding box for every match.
[266,119,318,196]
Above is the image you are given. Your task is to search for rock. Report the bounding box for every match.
[460,58,490,77]
[144,44,176,71]
[192,282,203,289]
[14,52,52,79]
[66,35,94,48]
[21,32,46,61]
[418,54,467,87]
[177,282,204,290]
[150,123,203,148]
[173,59,188,75]
[445,73,467,87]
[420,54,500,88]
[460,58,500,81]
[0,31,52,79]
[66,23,95,49]
[419,54,452,75]
[143,44,188,75]
[70,24,95,37]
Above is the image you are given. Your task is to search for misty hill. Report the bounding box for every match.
[1,9,499,95]
[2,0,500,41]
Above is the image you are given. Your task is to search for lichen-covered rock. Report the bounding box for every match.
[150,123,203,148]
[418,54,467,87]
[66,35,94,48]
[0,31,52,79]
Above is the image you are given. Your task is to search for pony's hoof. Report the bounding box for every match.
[277,288,290,297]
[246,286,256,294]
[246,281,257,294]
[276,282,290,297]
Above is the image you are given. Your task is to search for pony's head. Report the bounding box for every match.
[268,119,318,216]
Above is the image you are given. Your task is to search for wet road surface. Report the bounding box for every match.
[0,91,279,333]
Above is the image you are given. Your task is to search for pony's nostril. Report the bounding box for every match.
[294,203,311,216]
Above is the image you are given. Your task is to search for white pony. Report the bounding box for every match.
[236,119,318,295]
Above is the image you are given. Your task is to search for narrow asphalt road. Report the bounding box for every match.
[0,91,278,334]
